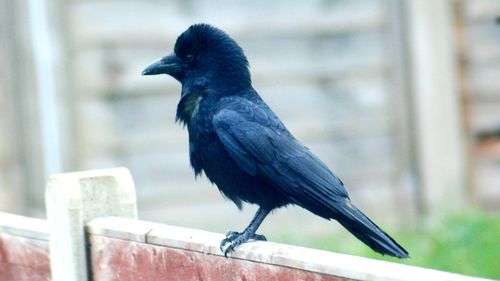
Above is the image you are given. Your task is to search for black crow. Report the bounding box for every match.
[142,23,409,258]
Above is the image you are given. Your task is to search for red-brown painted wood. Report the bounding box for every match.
[0,233,50,281]
[90,235,349,281]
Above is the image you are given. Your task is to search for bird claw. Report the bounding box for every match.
[220,231,267,257]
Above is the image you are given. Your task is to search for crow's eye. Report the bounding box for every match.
[185,54,194,63]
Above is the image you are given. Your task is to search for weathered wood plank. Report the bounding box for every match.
[88,217,492,281]
[90,235,347,281]
[0,233,50,281]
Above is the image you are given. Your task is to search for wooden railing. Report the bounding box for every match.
[0,213,50,281]
[0,168,493,281]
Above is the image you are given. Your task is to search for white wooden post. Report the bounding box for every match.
[45,167,138,281]
[406,0,467,218]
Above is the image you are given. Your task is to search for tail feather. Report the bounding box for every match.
[334,201,409,259]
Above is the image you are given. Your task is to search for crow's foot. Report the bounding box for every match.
[220,230,267,257]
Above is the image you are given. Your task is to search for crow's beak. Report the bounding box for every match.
[142,54,182,76]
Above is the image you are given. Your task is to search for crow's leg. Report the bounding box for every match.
[220,207,270,257]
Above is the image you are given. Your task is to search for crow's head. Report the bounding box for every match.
[142,24,251,93]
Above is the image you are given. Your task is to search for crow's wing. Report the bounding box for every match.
[213,97,348,215]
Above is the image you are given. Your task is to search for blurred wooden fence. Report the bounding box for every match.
[457,0,500,209]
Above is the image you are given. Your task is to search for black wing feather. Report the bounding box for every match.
[213,97,348,216]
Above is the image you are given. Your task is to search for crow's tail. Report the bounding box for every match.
[334,201,409,259]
